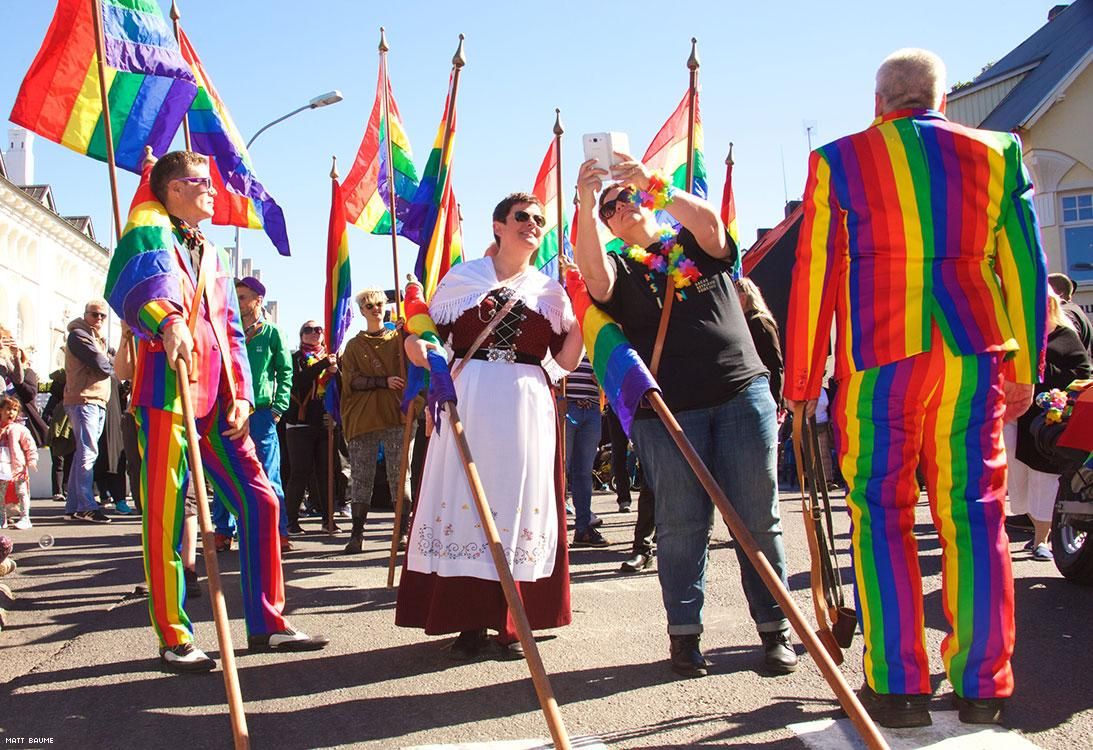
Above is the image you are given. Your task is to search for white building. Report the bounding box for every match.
[0,127,112,377]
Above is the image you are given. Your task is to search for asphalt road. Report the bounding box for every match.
[0,489,1090,749]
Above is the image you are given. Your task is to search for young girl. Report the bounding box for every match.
[0,395,38,530]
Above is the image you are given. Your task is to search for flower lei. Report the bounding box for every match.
[1035,388,1071,424]
[624,226,702,288]
[629,171,675,212]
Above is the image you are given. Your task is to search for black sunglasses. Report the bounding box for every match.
[599,187,636,223]
[363,302,385,311]
[302,325,324,334]
[512,209,546,228]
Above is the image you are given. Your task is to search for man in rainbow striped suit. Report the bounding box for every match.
[106,151,327,672]
[786,49,1047,727]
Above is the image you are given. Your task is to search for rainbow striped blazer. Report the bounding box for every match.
[785,109,1047,400]
[106,183,253,418]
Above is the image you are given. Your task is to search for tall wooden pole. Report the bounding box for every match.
[553,108,564,283]
[90,0,123,242]
[170,0,192,150]
[436,34,465,196]
[177,360,250,749]
[684,37,699,193]
[378,28,404,322]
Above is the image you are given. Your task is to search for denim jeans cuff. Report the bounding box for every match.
[666,623,703,636]
[755,619,790,634]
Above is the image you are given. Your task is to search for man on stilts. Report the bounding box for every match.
[785,48,1047,727]
[106,150,329,672]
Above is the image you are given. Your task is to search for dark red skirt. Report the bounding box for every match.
[394,411,571,637]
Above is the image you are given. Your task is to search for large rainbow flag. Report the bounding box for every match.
[644,87,707,199]
[324,176,353,418]
[531,138,570,280]
[406,75,463,298]
[11,0,197,174]
[565,268,659,436]
[178,29,290,256]
[342,61,419,238]
[529,138,572,282]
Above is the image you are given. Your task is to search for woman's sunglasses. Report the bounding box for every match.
[512,210,546,228]
[302,325,324,334]
[598,187,636,223]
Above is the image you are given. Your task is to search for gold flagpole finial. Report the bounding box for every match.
[452,33,466,68]
[170,0,180,21]
[379,26,389,52]
[330,155,339,181]
[687,37,700,71]
[553,108,563,136]
[727,142,734,166]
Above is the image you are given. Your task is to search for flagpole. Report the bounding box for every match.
[170,0,192,150]
[553,109,564,284]
[684,37,699,192]
[90,0,123,242]
[326,155,339,536]
[426,34,465,288]
[378,28,404,323]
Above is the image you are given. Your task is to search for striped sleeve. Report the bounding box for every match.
[785,149,843,400]
[995,136,1048,384]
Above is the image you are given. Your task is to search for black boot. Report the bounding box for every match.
[343,505,366,554]
[669,634,708,678]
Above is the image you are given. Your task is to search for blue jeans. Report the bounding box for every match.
[565,402,602,533]
[213,407,287,537]
[65,403,106,513]
[631,375,789,636]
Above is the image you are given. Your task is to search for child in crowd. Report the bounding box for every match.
[1,395,38,530]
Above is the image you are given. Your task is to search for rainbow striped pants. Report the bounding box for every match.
[832,331,1014,700]
[135,401,288,649]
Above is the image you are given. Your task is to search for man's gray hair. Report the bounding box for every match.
[84,298,108,313]
[876,48,947,112]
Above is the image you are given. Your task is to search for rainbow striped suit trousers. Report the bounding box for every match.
[135,399,288,648]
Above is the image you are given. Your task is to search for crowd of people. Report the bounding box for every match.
[2,46,1092,734]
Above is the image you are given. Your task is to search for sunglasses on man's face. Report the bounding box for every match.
[363,302,385,311]
[302,325,323,334]
[598,187,636,223]
[512,210,546,228]
[172,176,213,192]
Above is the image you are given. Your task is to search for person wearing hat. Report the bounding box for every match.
[209,276,294,552]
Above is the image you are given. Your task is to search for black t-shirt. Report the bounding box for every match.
[598,228,767,415]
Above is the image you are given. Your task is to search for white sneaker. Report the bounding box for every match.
[13,517,32,530]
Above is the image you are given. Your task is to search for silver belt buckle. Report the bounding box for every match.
[485,347,516,364]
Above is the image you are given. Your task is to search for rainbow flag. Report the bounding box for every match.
[531,138,570,279]
[565,268,659,436]
[720,147,739,250]
[343,60,419,238]
[406,75,463,298]
[324,176,352,419]
[643,87,707,199]
[178,29,290,256]
[10,0,197,174]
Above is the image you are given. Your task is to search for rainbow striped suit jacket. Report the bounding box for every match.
[785,109,1047,401]
[105,183,253,418]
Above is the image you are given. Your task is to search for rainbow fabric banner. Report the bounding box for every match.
[564,268,659,436]
[11,0,197,174]
[720,149,739,250]
[325,178,353,355]
[343,60,419,237]
[406,75,463,298]
[643,87,707,199]
[531,138,570,279]
[178,29,290,256]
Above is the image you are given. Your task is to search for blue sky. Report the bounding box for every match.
[3,0,1058,343]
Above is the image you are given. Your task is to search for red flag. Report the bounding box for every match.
[720,145,739,248]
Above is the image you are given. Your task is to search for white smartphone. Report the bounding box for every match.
[582,132,631,173]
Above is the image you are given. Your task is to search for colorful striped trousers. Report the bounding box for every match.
[135,400,288,649]
[832,328,1014,700]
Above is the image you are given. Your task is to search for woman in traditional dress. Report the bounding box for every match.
[396,192,584,659]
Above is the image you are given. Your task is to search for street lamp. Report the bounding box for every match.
[232,89,344,273]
